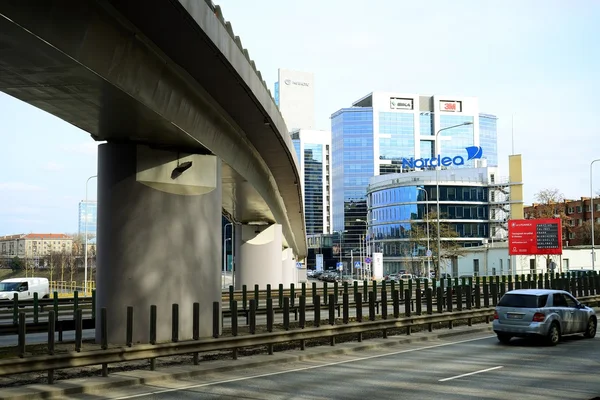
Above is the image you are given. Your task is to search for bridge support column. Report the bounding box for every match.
[96,143,221,344]
[236,224,283,288]
[281,248,295,286]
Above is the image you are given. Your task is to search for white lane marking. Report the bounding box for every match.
[114,334,495,399]
[439,365,504,382]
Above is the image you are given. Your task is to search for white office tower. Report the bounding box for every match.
[274,69,315,131]
[291,129,332,236]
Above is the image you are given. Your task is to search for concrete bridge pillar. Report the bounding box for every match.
[236,224,283,289]
[96,143,221,344]
[281,247,295,286]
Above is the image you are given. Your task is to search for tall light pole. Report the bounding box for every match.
[435,122,473,276]
[84,175,97,296]
[591,159,600,270]
[356,219,368,279]
[416,187,430,277]
[223,222,233,289]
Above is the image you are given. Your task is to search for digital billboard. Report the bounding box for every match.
[508,218,562,256]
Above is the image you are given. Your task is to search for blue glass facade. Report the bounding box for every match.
[420,140,434,159]
[368,184,489,274]
[303,144,325,235]
[479,114,498,167]
[274,81,279,106]
[331,108,374,246]
[78,201,97,243]
[378,112,414,161]
[439,115,476,167]
[419,114,433,136]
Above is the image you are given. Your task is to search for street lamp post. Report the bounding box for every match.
[223,222,233,288]
[84,175,97,297]
[356,219,369,279]
[223,238,231,289]
[435,122,473,276]
[416,187,430,277]
[591,159,600,271]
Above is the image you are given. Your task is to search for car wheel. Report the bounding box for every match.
[497,334,512,344]
[584,317,597,338]
[547,322,560,346]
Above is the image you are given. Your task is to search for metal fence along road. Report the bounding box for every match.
[0,271,598,386]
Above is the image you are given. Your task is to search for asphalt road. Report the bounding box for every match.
[50,331,600,400]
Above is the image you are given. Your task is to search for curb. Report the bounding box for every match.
[0,324,493,399]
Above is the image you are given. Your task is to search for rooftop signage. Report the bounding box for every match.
[401,146,483,169]
[390,97,413,110]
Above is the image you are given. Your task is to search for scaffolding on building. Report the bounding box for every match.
[488,176,523,241]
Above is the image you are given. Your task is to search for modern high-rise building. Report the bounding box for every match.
[274,69,315,131]
[78,201,97,242]
[331,92,498,255]
[291,129,332,236]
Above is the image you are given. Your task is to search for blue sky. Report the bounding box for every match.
[1,0,599,235]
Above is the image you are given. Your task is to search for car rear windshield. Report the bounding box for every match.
[498,294,548,308]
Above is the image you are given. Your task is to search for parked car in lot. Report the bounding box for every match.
[493,289,597,346]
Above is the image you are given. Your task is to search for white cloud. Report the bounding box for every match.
[43,161,64,171]
[59,142,100,156]
[5,206,42,215]
[0,182,44,192]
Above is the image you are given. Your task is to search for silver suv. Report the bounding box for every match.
[493,289,597,346]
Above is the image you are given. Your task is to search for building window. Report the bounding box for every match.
[567,207,573,214]
[473,259,479,275]
[576,206,582,213]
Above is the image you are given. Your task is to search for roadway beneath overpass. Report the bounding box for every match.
[0,0,307,343]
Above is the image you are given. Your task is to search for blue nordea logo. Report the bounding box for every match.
[402,146,483,169]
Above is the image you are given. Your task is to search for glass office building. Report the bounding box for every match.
[331,92,498,264]
[78,201,97,243]
[367,167,510,276]
[291,129,332,236]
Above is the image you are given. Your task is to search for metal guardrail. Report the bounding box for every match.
[0,307,495,378]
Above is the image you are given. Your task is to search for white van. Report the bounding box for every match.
[0,278,50,301]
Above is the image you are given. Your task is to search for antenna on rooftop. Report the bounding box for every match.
[511,114,515,155]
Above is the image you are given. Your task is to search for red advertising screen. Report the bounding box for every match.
[508,218,563,255]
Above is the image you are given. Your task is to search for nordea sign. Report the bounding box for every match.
[402,146,483,169]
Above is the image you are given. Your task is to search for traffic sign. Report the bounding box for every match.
[426,249,432,257]
[365,257,372,264]
[296,262,302,269]
[354,261,361,269]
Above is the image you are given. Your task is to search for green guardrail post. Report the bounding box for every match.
[323,282,328,305]
[399,279,404,300]
[229,286,234,309]
[242,285,248,310]
[372,280,377,300]
[278,284,284,308]
[92,289,96,320]
[254,284,260,309]
[33,292,39,324]
[353,280,359,301]
[363,280,368,301]
[301,282,306,298]
[73,290,79,319]
[53,291,59,314]
[290,283,295,307]
[12,293,18,325]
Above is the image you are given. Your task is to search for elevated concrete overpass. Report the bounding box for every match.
[0,0,306,343]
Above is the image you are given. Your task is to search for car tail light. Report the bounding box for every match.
[532,312,546,322]
[494,311,499,320]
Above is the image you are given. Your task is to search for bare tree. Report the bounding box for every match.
[575,220,600,245]
[532,188,566,218]
[48,252,63,283]
[67,254,77,284]
[409,210,463,279]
